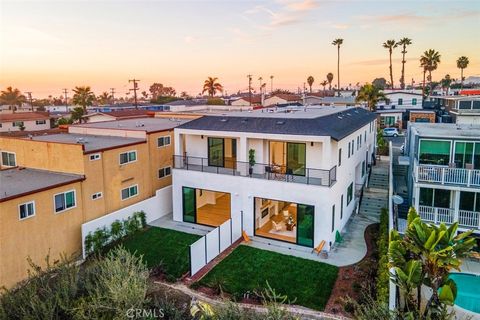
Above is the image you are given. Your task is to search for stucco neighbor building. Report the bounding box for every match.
[0,112,51,132]
[0,115,194,288]
[263,94,301,107]
[172,106,377,251]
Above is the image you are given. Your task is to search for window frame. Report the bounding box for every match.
[35,120,47,125]
[19,201,35,220]
[1,151,16,167]
[12,121,24,127]
[119,150,137,165]
[157,135,171,148]
[338,148,342,167]
[347,182,353,205]
[158,166,172,179]
[89,153,101,161]
[91,192,103,200]
[53,190,77,213]
[121,184,139,201]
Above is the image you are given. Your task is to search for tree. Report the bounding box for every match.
[440,74,452,95]
[389,208,476,319]
[420,49,441,97]
[332,38,343,96]
[70,107,85,123]
[372,78,387,90]
[306,76,314,93]
[72,86,95,114]
[397,38,413,90]
[383,40,398,89]
[141,91,148,100]
[96,91,112,105]
[326,72,334,90]
[320,80,328,92]
[456,56,469,89]
[149,83,176,100]
[355,83,388,111]
[202,77,223,97]
[0,87,26,112]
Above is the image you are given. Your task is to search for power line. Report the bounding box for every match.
[128,79,140,109]
[247,74,252,106]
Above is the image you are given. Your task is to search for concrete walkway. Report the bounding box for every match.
[149,213,212,236]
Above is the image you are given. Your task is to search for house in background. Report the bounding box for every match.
[409,110,436,123]
[405,122,480,235]
[82,110,151,123]
[263,94,301,107]
[0,112,51,132]
[376,109,403,129]
[382,90,423,109]
[230,95,262,106]
[431,95,480,125]
[172,106,377,251]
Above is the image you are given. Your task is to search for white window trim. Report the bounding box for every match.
[18,201,36,220]
[157,135,171,148]
[91,192,103,200]
[121,184,139,201]
[89,153,101,161]
[53,189,77,214]
[1,151,17,167]
[119,150,138,165]
[158,166,172,179]
[36,120,47,125]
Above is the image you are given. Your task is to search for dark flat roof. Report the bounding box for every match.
[29,133,145,153]
[71,117,190,133]
[0,168,85,202]
[177,107,376,141]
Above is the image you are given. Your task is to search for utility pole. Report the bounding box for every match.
[247,74,252,106]
[25,92,33,111]
[110,88,116,105]
[63,88,68,107]
[128,79,140,109]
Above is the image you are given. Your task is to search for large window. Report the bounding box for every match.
[1,151,16,167]
[296,203,314,247]
[460,191,480,212]
[182,187,196,223]
[119,151,137,165]
[418,140,451,165]
[347,182,353,205]
[419,188,451,208]
[182,187,231,226]
[331,205,335,232]
[454,142,474,168]
[286,142,306,176]
[54,190,76,213]
[208,137,224,167]
[121,185,138,200]
[19,201,35,220]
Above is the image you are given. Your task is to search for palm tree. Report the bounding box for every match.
[258,77,263,94]
[456,56,469,89]
[307,76,314,93]
[332,38,343,96]
[441,74,452,95]
[320,80,328,93]
[383,40,398,89]
[355,83,388,111]
[397,38,412,90]
[72,86,95,114]
[202,77,223,97]
[269,75,274,93]
[0,87,26,112]
[420,49,441,97]
[326,72,334,90]
[97,91,112,105]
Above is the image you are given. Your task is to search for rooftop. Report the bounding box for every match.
[177,106,376,141]
[0,112,50,123]
[84,110,151,119]
[411,123,480,139]
[28,133,145,153]
[71,117,190,133]
[0,167,84,202]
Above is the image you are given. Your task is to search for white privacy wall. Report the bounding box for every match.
[81,186,172,258]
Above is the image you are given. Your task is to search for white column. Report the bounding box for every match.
[174,131,182,156]
[453,189,460,223]
[414,186,420,210]
[238,136,247,162]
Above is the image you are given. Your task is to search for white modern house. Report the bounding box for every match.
[382,90,423,109]
[172,106,377,250]
[406,122,480,234]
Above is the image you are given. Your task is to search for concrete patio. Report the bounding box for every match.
[149,213,212,236]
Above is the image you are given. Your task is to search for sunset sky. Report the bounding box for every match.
[1,0,479,98]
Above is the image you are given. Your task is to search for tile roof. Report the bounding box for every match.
[177,107,376,141]
[0,167,85,202]
[0,112,50,123]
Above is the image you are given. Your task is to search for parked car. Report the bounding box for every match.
[383,127,399,137]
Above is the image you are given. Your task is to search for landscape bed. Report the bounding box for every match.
[115,227,201,280]
[196,245,339,310]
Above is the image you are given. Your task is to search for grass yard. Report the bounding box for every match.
[116,227,201,280]
[196,245,338,310]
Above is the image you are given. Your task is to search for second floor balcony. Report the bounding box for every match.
[414,162,480,188]
[418,205,480,230]
[173,155,337,187]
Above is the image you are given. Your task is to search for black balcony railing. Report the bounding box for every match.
[173,155,337,187]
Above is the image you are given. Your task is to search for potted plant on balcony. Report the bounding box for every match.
[248,149,255,176]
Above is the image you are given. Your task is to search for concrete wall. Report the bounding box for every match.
[0,181,84,289]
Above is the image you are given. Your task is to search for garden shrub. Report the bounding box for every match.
[376,207,390,304]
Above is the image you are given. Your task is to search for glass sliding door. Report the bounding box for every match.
[454,142,474,168]
[297,204,314,247]
[286,142,306,176]
[208,137,224,167]
[182,187,196,223]
[418,140,451,165]
[474,143,480,170]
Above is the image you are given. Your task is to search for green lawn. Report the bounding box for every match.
[116,227,201,280]
[196,245,338,310]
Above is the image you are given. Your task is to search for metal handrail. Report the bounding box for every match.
[173,155,337,187]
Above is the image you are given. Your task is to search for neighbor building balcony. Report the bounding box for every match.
[173,155,337,187]
[418,205,480,230]
[414,161,480,188]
